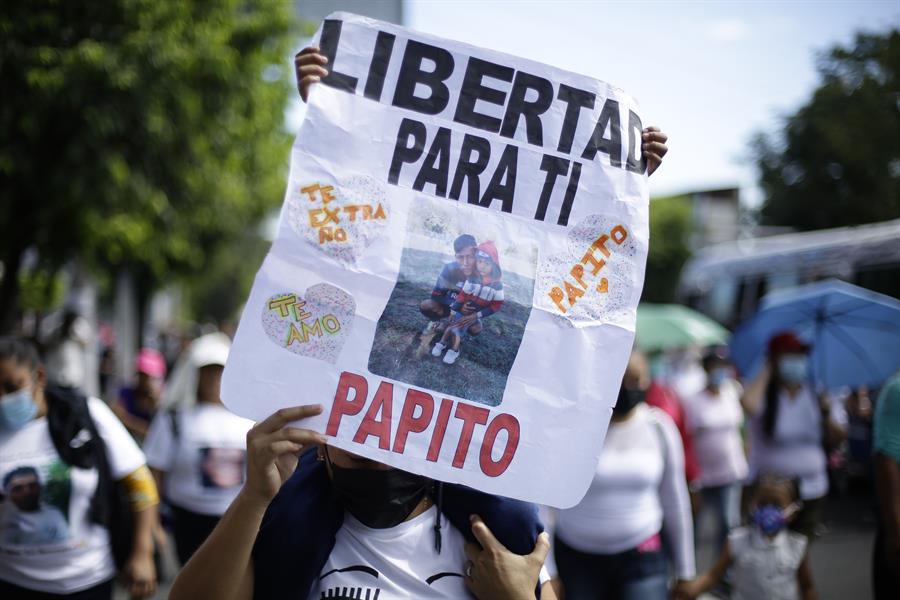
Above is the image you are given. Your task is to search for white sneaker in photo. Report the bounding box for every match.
[443,348,460,364]
[431,342,446,357]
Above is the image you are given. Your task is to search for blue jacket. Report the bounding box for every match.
[252,448,543,599]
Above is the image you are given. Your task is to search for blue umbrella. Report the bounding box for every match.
[730,279,900,390]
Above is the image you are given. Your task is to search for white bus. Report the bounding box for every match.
[677,218,900,328]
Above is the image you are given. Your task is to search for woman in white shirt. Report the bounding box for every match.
[0,336,159,599]
[554,351,695,600]
[144,333,254,565]
[683,347,748,553]
[741,331,847,540]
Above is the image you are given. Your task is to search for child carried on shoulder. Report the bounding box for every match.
[432,241,504,365]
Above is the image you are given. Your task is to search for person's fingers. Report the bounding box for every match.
[261,440,303,458]
[645,153,662,175]
[469,514,503,550]
[267,426,326,446]
[253,405,324,435]
[463,541,481,562]
[642,141,668,157]
[642,129,667,144]
[297,64,329,79]
[529,531,551,564]
[294,46,326,61]
[642,125,662,135]
[252,430,322,461]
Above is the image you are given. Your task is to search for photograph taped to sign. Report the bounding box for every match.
[222,12,650,507]
[368,201,538,408]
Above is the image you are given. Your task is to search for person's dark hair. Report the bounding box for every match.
[453,234,477,253]
[3,465,39,490]
[753,473,800,504]
[701,346,729,371]
[762,360,781,439]
[0,336,40,371]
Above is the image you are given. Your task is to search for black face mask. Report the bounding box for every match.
[327,454,432,529]
[613,386,646,417]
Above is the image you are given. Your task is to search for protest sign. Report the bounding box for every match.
[222,12,650,507]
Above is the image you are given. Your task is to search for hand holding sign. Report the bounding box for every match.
[464,514,551,600]
[642,126,668,175]
[295,46,328,103]
[243,405,326,506]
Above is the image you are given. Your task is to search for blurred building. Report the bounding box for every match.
[678,218,900,327]
[686,187,741,250]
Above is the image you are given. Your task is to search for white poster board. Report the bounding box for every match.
[223,12,650,508]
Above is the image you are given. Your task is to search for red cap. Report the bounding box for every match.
[135,348,167,378]
[767,331,810,355]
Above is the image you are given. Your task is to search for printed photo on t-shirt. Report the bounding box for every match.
[0,461,71,546]
[198,447,245,489]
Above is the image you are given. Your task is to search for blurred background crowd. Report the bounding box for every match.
[2,1,898,599]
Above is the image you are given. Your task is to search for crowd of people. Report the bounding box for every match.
[0,45,896,600]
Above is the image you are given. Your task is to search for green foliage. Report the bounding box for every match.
[182,226,271,324]
[18,266,65,312]
[0,0,295,326]
[754,30,900,230]
[643,194,692,303]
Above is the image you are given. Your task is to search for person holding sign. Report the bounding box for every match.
[168,404,555,600]
[173,35,670,600]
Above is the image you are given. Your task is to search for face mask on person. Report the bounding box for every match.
[327,458,432,529]
[778,355,808,384]
[751,503,798,536]
[0,387,38,431]
[708,367,730,387]
[613,385,646,417]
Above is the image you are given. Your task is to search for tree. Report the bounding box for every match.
[642,194,693,303]
[0,0,295,332]
[754,30,900,231]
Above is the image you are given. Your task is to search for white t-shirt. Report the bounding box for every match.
[309,506,470,599]
[747,386,842,500]
[555,404,696,579]
[0,398,145,593]
[309,505,549,599]
[144,403,253,516]
[683,380,748,488]
[729,526,807,600]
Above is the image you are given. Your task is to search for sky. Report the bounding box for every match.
[289,1,898,204]
[401,0,899,204]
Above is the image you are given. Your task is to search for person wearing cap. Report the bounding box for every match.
[681,347,747,555]
[142,333,254,565]
[741,331,847,540]
[113,348,167,442]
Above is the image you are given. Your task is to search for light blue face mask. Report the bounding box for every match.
[708,367,730,387]
[778,355,809,384]
[0,387,38,431]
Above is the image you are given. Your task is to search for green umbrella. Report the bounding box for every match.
[635,303,730,352]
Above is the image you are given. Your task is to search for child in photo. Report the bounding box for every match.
[677,475,816,600]
[432,241,504,365]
